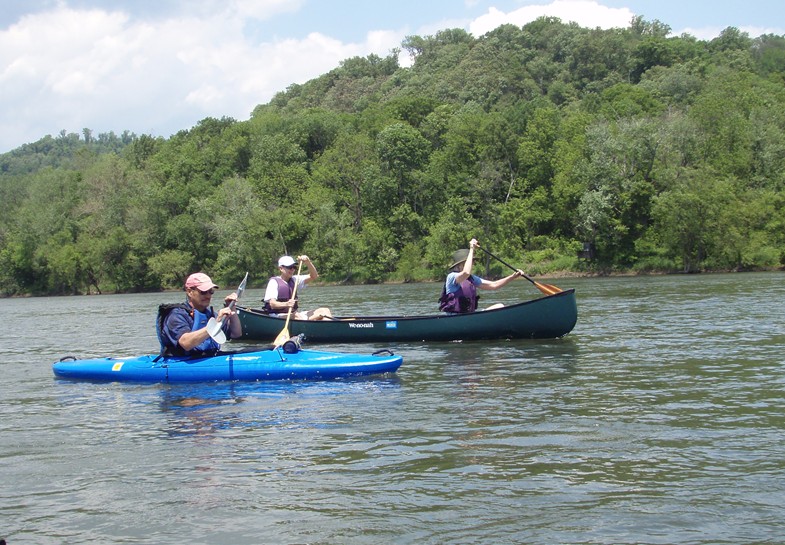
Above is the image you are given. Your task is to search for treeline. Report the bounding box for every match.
[1,16,785,296]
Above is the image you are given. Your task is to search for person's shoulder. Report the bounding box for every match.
[161,304,190,327]
[169,305,191,317]
[160,302,189,315]
[445,272,461,289]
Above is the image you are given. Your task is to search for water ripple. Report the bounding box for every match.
[2,273,785,544]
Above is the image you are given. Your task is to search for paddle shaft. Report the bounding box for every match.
[477,246,562,295]
[207,272,249,344]
[274,260,303,345]
[477,246,533,283]
[227,272,248,311]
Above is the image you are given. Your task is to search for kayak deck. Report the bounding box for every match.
[53,347,403,383]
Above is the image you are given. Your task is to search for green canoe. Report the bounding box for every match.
[237,289,577,343]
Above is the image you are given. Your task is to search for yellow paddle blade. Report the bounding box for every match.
[273,327,290,347]
[535,281,563,295]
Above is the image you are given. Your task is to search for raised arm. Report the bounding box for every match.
[454,239,478,284]
[299,255,319,283]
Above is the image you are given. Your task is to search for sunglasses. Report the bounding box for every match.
[282,265,296,270]
[191,288,215,295]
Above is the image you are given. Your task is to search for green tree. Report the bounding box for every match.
[376,122,431,228]
[651,173,735,272]
[312,131,379,230]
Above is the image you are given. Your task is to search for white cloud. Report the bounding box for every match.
[469,0,635,36]
[467,1,782,41]
[3,1,774,153]
[0,2,404,151]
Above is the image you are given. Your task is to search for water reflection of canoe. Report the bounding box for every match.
[238,289,577,343]
[53,346,402,383]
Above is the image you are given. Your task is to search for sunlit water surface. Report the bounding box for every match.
[2,273,784,544]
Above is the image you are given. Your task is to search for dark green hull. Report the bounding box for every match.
[238,289,577,343]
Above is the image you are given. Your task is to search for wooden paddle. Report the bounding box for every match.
[273,259,303,347]
[477,246,563,296]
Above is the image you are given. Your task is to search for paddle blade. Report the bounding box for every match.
[272,327,290,347]
[224,272,249,312]
[535,281,563,295]
[236,272,248,301]
[206,317,227,345]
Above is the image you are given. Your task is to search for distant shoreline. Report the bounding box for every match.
[5,267,782,298]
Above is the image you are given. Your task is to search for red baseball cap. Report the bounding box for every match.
[184,272,219,291]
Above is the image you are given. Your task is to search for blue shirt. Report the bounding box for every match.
[162,304,228,355]
[444,272,482,294]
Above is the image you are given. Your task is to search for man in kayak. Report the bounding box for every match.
[439,238,525,313]
[159,272,243,356]
[263,255,333,320]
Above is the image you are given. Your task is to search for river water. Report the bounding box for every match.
[1,272,784,544]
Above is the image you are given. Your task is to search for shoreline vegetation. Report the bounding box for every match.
[4,267,782,298]
[2,18,784,298]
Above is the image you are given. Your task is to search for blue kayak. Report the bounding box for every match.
[53,347,402,383]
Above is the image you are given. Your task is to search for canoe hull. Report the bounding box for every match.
[53,348,403,383]
[239,289,577,343]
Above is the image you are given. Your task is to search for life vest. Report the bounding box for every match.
[156,302,220,357]
[439,277,479,313]
[262,276,298,313]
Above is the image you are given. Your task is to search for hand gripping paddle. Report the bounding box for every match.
[206,272,248,345]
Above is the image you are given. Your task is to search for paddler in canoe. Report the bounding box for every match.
[263,254,333,321]
[439,238,526,313]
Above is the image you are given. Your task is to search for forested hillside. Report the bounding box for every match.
[2,16,785,296]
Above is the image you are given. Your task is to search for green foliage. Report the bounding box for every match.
[147,250,194,290]
[650,172,738,272]
[2,16,785,295]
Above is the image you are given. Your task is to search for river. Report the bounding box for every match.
[1,272,784,544]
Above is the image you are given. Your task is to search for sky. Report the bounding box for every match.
[1,0,782,154]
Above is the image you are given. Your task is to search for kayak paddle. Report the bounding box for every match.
[477,246,563,296]
[273,259,303,347]
[206,271,248,345]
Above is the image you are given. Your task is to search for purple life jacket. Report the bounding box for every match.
[439,277,479,313]
[263,276,298,313]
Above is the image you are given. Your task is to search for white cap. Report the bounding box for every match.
[278,255,296,267]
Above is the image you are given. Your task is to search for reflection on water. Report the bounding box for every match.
[157,378,403,439]
[2,273,785,544]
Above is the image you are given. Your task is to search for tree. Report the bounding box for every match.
[752,34,785,81]
[4,18,785,295]
[651,173,735,272]
[376,122,431,220]
[312,132,379,230]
